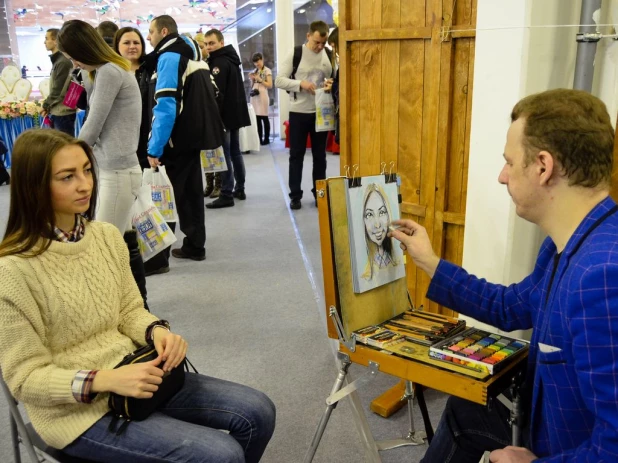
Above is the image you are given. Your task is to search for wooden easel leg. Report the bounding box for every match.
[304,354,353,463]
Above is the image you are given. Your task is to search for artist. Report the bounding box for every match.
[390,88,618,463]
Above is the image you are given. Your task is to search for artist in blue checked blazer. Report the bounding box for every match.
[391,89,618,463]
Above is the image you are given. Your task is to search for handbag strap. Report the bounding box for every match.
[184,357,199,373]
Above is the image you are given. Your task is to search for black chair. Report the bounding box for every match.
[0,371,93,462]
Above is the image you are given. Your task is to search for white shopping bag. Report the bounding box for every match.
[142,166,178,222]
[132,185,177,262]
[315,89,335,132]
[200,146,227,173]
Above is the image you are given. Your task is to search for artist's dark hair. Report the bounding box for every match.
[113,27,147,62]
[46,28,59,40]
[0,130,98,258]
[205,29,224,43]
[57,20,130,81]
[511,88,614,188]
[251,52,263,63]
[153,15,178,35]
[309,21,329,37]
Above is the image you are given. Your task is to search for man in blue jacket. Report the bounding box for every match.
[391,89,618,463]
[144,15,224,266]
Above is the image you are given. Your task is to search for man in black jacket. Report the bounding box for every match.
[204,29,251,209]
[144,15,224,268]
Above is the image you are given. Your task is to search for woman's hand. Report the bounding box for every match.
[92,360,164,398]
[323,78,334,93]
[388,219,440,278]
[153,328,188,372]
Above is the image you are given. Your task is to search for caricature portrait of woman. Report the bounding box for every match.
[361,183,399,280]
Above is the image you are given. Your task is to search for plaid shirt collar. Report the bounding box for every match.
[53,215,86,243]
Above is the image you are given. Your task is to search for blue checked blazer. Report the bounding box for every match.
[427,196,618,462]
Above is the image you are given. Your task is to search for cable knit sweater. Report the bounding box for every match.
[0,221,158,449]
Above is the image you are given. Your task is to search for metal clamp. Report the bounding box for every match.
[329,306,356,352]
[576,32,602,43]
[326,361,380,405]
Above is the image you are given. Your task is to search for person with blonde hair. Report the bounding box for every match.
[57,20,148,306]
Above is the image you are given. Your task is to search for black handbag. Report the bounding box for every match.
[107,343,196,435]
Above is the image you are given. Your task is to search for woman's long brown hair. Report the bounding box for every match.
[0,129,98,258]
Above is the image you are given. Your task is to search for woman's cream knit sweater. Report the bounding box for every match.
[0,221,158,449]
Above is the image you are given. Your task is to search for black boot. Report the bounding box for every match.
[123,230,150,312]
[0,165,9,186]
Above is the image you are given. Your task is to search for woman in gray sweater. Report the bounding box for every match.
[57,20,142,233]
[57,20,149,311]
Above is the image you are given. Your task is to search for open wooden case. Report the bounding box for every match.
[316,177,527,405]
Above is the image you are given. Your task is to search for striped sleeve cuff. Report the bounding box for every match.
[71,370,99,403]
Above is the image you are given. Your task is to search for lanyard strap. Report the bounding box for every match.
[544,204,618,308]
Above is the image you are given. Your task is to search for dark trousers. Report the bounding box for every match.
[146,149,206,271]
[221,129,246,197]
[50,113,77,137]
[0,154,9,185]
[288,111,328,200]
[420,396,514,463]
[256,116,270,143]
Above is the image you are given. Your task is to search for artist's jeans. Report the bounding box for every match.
[221,129,246,197]
[420,396,512,463]
[96,165,142,232]
[63,373,276,463]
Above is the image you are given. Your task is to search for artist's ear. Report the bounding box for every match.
[537,150,554,185]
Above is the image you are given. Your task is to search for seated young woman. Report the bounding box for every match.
[0,129,276,462]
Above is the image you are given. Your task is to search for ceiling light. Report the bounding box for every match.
[299,9,306,14]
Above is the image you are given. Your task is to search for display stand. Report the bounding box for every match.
[305,177,527,462]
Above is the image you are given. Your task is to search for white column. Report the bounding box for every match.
[462,0,531,335]
[275,0,294,139]
[464,0,529,284]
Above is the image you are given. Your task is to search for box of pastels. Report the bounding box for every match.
[428,327,529,375]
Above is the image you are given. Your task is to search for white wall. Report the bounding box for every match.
[16,34,51,75]
[275,0,294,139]
[464,0,618,337]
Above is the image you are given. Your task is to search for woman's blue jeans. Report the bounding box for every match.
[63,373,276,463]
[420,396,513,463]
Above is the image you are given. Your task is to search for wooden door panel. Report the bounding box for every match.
[341,0,477,314]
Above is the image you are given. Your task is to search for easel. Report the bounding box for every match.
[305,177,527,462]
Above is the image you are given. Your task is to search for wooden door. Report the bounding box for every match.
[339,0,477,315]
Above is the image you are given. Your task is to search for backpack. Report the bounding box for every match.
[289,45,333,100]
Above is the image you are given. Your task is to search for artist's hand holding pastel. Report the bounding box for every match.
[153,328,188,373]
[389,219,440,278]
[489,446,537,463]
